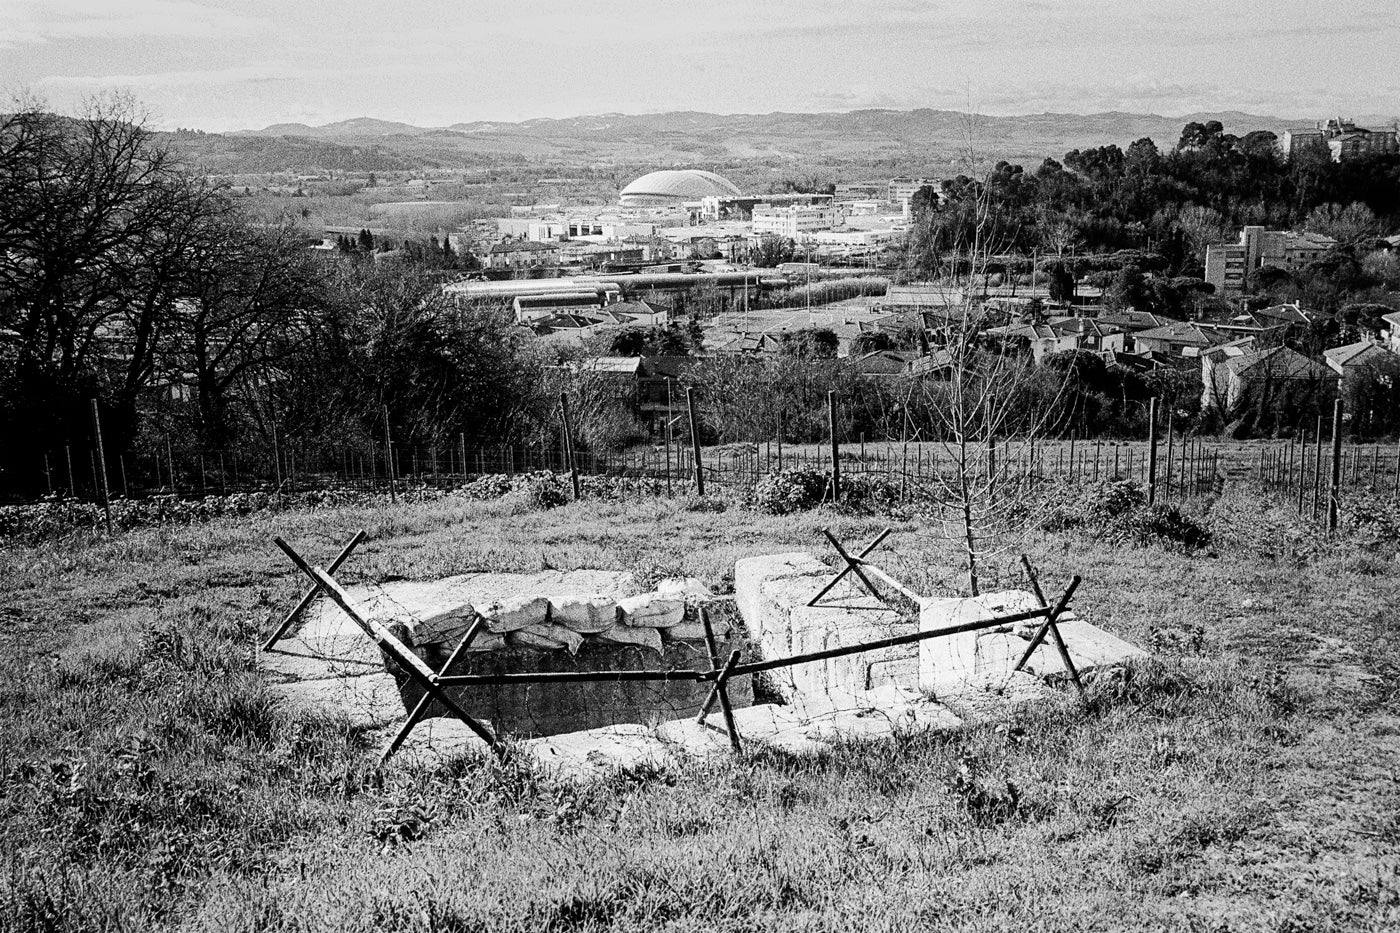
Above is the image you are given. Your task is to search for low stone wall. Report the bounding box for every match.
[404,625,750,737]
[387,577,751,738]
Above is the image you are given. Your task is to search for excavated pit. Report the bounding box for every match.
[265,569,750,739]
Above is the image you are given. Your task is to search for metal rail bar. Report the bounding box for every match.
[727,590,1073,678]
[438,669,706,686]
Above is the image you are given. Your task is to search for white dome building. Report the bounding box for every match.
[618,169,741,206]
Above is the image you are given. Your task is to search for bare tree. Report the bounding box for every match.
[908,116,1073,595]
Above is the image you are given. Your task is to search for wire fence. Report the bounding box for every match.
[25,401,1400,514]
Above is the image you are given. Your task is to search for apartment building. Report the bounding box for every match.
[1204,226,1337,294]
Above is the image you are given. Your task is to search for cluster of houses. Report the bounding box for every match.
[562,280,1400,433]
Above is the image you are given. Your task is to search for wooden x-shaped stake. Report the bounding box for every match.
[380,615,488,767]
[1014,555,1084,695]
[264,529,367,651]
[695,606,743,753]
[807,526,892,607]
[272,537,498,759]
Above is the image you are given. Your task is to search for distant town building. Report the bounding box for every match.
[887,177,935,203]
[698,193,831,221]
[1201,345,1335,416]
[1281,118,1399,162]
[1323,339,1389,380]
[1204,226,1337,295]
[618,169,741,207]
[1383,311,1400,355]
[751,204,837,239]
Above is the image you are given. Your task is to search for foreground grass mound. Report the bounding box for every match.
[0,491,1396,930]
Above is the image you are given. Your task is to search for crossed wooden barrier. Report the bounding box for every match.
[264,526,1084,768]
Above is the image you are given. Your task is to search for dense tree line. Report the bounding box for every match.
[0,100,547,498]
[901,121,1400,316]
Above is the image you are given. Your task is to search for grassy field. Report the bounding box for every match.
[1,487,1398,931]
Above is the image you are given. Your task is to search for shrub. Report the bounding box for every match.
[754,468,830,515]
[1107,503,1211,550]
[1040,480,1209,551]
[837,474,907,513]
[508,471,569,511]
[1340,491,1400,553]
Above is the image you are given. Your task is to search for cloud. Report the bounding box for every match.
[0,0,267,46]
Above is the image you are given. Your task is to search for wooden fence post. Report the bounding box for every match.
[686,387,705,496]
[827,390,840,502]
[1312,414,1324,521]
[560,392,581,501]
[382,403,397,504]
[90,400,113,532]
[1146,397,1159,505]
[1329,399,1343,534]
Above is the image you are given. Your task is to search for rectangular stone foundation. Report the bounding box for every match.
[401,638,752,738]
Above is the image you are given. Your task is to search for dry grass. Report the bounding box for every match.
[0,487,1397,931]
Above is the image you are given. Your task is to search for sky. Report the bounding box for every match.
[2,0,1397,132]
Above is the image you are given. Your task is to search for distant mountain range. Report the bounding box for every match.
[165,108,1399,174]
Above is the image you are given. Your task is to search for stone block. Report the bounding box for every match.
[550,595,618,633]
[919,590,1065,692]
[509,623,584,653]
[405,603,477,648]
[483,595,550,633]
[734,552,829,636]
[617,594,685,628]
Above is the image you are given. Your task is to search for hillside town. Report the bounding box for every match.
[348,119,1400,441]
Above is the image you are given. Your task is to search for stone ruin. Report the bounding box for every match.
[261,551,1147,779]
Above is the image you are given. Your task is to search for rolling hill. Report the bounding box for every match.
[169,107,1395,175]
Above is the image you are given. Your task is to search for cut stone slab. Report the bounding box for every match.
[656,686,962,761]
[269,672,404,730]
[734,552,829,637]
[524,724,671,780]
[932,671,1062,724]
[655,718,735,759]
[736,552,920,700]
[789,684,962,736]
[918,590,1083,693]
[1021,619,1150,680]
[381,718,490,770]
